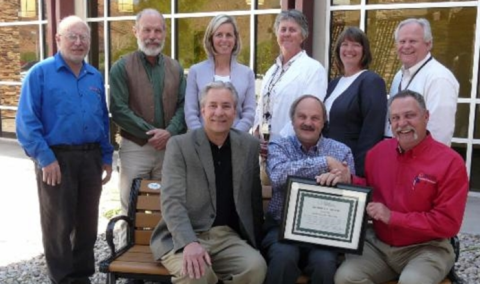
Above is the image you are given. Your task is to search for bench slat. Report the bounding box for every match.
[135,230,153,245]
[139,180,163,194]
[109,260,169,275]
[137,196,161,211]
[135,212,162,228]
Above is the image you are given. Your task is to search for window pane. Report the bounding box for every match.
[109,20,172,67]
[109,0,171,17]
[110,21,136,66]
[329,10,360,79]
[0,25,41,82]
[256,0,281,10]
[178,0,248,13]
[365,8,475,98]
[176,16,250,70]
[88,22,105,77]
[451,143,466,161]
[332,0,361,5]
[1,0,39,22]
[256,14,279,76]
[87,0,104,17]
[475,104,480,140]
[454,103,469,139]
[471,145,480,192]
[0,102,19,137]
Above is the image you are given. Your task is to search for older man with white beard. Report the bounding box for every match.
[318,90,468,284]
[109,8,186,266]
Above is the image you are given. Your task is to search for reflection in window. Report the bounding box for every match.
[365,8,476,96]
[88,22,104,76]
[454,103,469,139]
[330,11,360,79]
[1,0,39,22]
[109,0,171,17]
[109,21,136,66]
[0,25,41,82]
[471,145,480,192]
[255,14,279,76]
[0,100,18,137]
[451,143,467,161]
[255,0,281,10]
[19,0,37,19]
[176,16,250,70]
[87,0,104,18]
[332,0,361,5]
[178,0,249,13]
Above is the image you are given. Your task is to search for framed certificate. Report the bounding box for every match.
[279,176,372,254]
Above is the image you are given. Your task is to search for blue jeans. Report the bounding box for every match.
[261,216,337,284]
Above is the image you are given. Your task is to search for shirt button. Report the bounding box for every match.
[210,214,215,219]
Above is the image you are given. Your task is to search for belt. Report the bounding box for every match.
[50,143,100,151]
[119,130,148,146]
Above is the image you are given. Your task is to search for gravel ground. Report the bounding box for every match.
[0,232,479,284]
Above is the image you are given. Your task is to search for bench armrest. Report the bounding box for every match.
[105,215,133,257]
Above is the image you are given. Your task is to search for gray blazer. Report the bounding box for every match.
[184,57,256,132]
[150,128,263,260]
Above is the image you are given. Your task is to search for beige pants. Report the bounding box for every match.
[118,138,164,245]
[161,226,267,284]
[335,228,455,284]
[118,137,165,214]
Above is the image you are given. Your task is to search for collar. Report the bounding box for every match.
[209,134,231,149]
[401,53,431,76]
[139,50,163,65]
[291,134,323,153]
[54,52,93,74]
[396,132,433,156]
[275,50,305,70]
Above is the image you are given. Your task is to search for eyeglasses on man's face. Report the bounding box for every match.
[62,33,90,43]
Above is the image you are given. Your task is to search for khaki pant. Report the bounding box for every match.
[161,226,267,284]
[118,138,165,244]
[335,228,455,284]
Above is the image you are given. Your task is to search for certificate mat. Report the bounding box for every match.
[280,176,371,254]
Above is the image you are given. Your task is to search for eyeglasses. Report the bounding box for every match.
[62,33,90,43]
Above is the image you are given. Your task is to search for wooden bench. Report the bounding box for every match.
[99,178,171,283]
[99,179,460,284]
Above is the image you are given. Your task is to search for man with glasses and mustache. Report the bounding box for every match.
[109,8,186,258]
[318,90,468,284]
[16,16,113,284]
[263,95,354,284]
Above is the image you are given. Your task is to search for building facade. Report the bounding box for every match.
[1,0,479,193]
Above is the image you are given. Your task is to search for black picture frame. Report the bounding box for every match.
[279,176,372,255]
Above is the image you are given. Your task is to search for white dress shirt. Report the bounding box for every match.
[386,53,459,146]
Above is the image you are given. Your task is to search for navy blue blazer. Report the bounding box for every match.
[323,70,387,177]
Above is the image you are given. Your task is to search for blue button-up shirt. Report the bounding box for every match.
[16,53,113,167]
[266,135,355,221]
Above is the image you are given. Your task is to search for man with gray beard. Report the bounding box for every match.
[109,9,186,270]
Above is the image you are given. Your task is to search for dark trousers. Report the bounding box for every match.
[262,215,337,284]
[35,147,103,284]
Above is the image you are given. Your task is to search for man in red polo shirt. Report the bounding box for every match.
[318,89,468,284]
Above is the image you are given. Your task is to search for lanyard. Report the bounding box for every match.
[263,60,295,121]
[398,56,433,92]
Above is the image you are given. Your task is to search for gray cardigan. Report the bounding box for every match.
[184,56,256,131]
